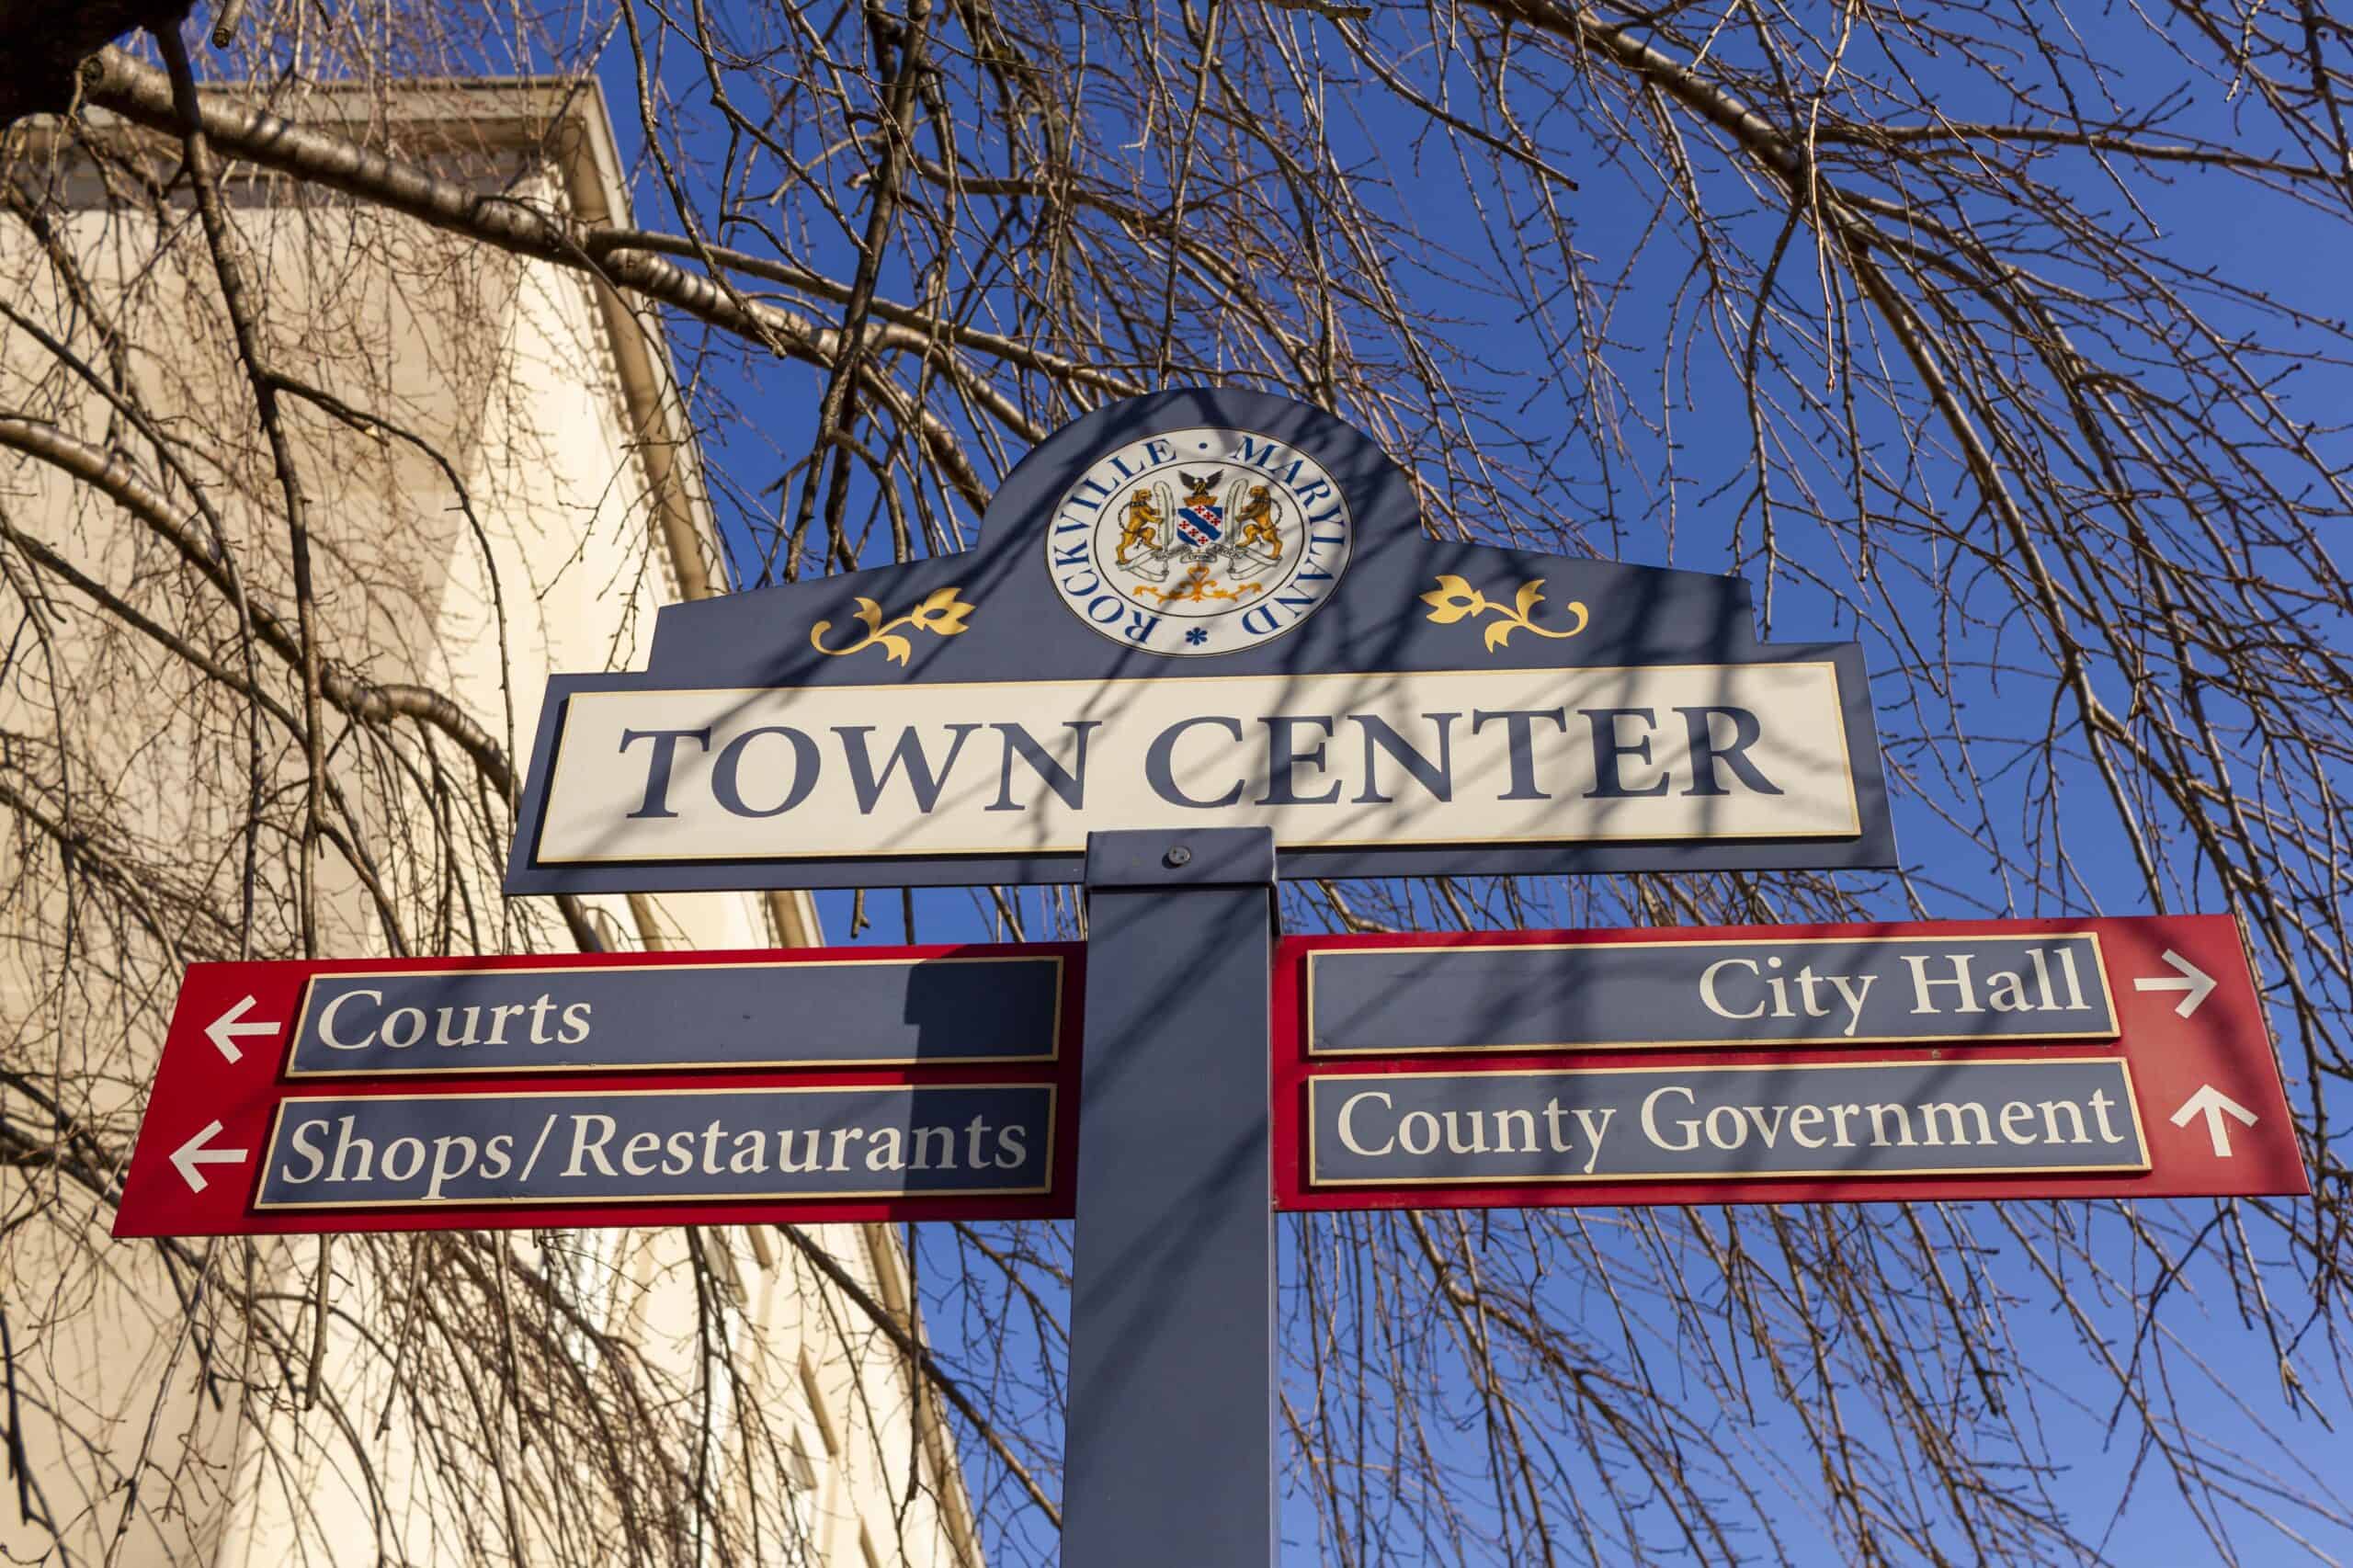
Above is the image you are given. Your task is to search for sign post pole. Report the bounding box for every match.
[1063,827,1278,1566]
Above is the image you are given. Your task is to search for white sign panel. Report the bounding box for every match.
[531,662,1860,866]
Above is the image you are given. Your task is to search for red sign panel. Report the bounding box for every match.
[115,943,1083,1238]
[1273,915,2306,1211]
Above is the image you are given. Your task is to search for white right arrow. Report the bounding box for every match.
[2134,949,2218,1018]
[2170,1085,2258,1157]
[168,1119,250,1193]
[203,994,279,1063]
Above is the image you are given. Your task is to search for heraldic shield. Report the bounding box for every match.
[1176,474,1226,549]
[1108,468,1291,597]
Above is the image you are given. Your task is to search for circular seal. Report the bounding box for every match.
[1043,426,1354,657]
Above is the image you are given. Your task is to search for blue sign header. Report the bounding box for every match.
[506,389,1897,892]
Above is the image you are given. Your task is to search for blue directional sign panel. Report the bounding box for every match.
[285,952,1064,1076]
[1308,931,2117,1055]
[504,389,1897,892]
[255,1084,1056,1210]
[1308,1060,2148,1187]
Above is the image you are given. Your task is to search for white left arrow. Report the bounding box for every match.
[2134,949,2218,1018]
[2170,1085,2258,1157]
[169,1119,249,1193]
[203,994,279,1063]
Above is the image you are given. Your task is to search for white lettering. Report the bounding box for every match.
[1641,1085,1699,1151]
[1704,1105,1747,1151]
[1904,953,1982,1015]
[563,1114,618,1176]
[380,1136,426,1182]
[281,1118,330,1183]
[1699,959,1765,1021]
[426,1135,477,1199]
[1789,1104,1826,1148]
[995,1124,1029,1169]
[1825,971,1875,1037]
[1571,1107,1614,1175]
[314,989,382,1051]
[1336,1090,1394,1157]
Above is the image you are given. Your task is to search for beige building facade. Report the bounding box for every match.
[0,74,974,1566]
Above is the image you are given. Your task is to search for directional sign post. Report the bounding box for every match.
[108,389,2313,1568]
[1275,915,2306,1211]
[1063,827,1278,1566]
[114,945,1081,1237]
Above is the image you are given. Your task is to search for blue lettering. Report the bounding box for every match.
[985,722,1099,812]
[1352,713,1457,804]
[1144,717,1246,809]
[832,725,981,814]
[1580,709,1669,800]
[1236,434,1283,467]
[1677,706,1784,797]
[619,727,712,819]
[712,726,820,817]
[1258,716,1341,806]
[1472,709,1568,800]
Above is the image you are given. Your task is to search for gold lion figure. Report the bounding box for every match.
[1233,483,1283,557]
[1117,490,1163,564]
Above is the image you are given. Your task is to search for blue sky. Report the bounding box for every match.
[575,4,2353,1559]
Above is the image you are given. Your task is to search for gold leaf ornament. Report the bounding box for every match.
[907,585,975,635]
[1419,574,1588,650]
[812,585,976,665]
[1419,574,1483,624]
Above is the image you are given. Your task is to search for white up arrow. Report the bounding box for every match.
[2133,949,2218,1018]
[2170,1085,2258,1157]
[168,1119,250,1193]
[203,994,278,1063]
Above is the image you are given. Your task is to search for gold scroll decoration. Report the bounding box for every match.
[810,586,975,665]
[1419,574,1589,652]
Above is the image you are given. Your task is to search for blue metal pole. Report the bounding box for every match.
[1063,826,1278,1565]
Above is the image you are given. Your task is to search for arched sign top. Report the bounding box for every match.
[640,388,1763,686]
[507,388,1896,892]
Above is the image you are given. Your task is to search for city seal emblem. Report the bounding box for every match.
[1044,426,1354,656]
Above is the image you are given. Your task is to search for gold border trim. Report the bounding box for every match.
[1302,1056,2150,1188]
[253,1081,1059,1210]
[536,660,1865,864]
[282,953,1066,1077]
[1303,932,2120,1056]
